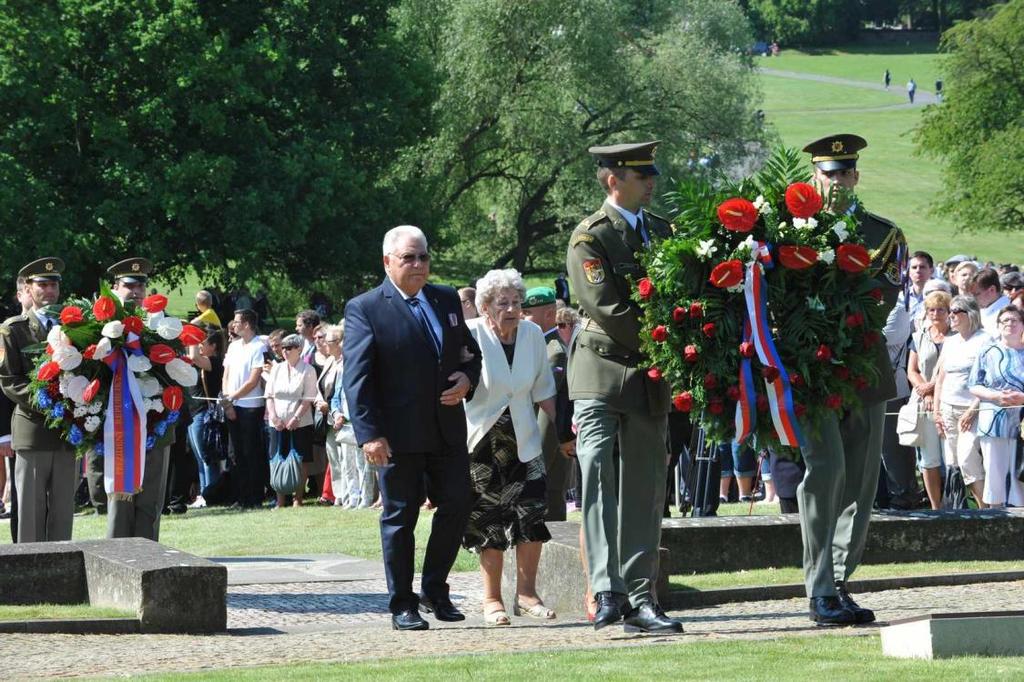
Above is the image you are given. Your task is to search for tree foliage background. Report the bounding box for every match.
[915,0,1024,234]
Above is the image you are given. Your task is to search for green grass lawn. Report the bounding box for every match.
[761,75,906,111]
[135,634,1024,681]
[0,603,133,621]
[757,44,944,92]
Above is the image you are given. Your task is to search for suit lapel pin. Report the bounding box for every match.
[448,313,458,327]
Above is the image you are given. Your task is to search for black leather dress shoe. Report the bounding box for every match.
[419,596,466,622]
[809,597,856,626]
[623,603,684,634]
[835,581,876,624]
[593,591,626,630]
[392,609,429,631]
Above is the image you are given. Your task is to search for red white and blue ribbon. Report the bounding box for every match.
[102,344,147,497]
[734,243,805,448]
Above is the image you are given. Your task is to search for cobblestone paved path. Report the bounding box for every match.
[4,577,1023,679]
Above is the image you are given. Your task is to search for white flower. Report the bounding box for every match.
[753,196,772,215]
[52,344,83,371]
[127,354,152,374]
[137,375,162,398]
[146,311,165,330]
[155,316,183,340]
[93,337,112,361]
[64,375,89,404]
[832,222,849,241]
[87,402,102,415]
[47,325,70,349]
[792,217,808,229]
[806,216,818,229]
[820,248,835,265]
[101,320,125,338]
[73,406,88,418]
[165,357,198,387]
[778,221,787,230]
[84,415,102,433]
[753,194,765,209]
[727,283,745,293]
[145,398,165,414]
[695,239,719,260]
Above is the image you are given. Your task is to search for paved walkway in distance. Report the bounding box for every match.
[759,67,939,109]
[4,552,1024,679]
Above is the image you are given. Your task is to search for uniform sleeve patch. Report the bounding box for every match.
[582,258,605,284]
[571,233,595,248]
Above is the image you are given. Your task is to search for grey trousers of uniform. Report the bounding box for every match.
[539,411,568,522]
[107,445,170,541]
[85,448,107,510]
[15,448,77,543]
[797,401,885,597]
[574,398,667,607]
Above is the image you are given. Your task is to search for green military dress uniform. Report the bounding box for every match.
[0,258,76,543]
[102,257,172,542]
[539,326,571,521]
[566,144,672,609]
[796,135,907,603]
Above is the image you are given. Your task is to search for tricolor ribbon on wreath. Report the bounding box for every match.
[734,242,805,448]
[101,332,147,500]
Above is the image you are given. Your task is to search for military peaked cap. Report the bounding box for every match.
[588,140,660,176]
[802,134,867,171]
[107,257,154,284]
[19,257,64,282]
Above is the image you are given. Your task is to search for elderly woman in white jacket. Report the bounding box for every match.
[463,268,557,626]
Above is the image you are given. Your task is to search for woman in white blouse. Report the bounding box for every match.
[265,334,319,508]
[463,269,557,626]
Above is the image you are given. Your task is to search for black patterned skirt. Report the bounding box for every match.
[462,410,551,552]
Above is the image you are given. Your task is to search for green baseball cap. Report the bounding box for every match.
[523,287,556,308]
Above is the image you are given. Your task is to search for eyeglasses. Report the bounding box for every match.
[460,299,474,306]
[493,299,522,310]
[950,309,967,315]
[314,335,326,341]
[392,252,430,265]
[557,322,572,329]
[325,338,341,344]
[999,317,1022,326]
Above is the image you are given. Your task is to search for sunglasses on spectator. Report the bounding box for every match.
[393,252,430,265]
[950,308,967,315]
[557,322,572,328]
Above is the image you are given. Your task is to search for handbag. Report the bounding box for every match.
[200,372,229,465]
[269,437,304,495]
[896,398,925,447]
[335,423,358,447]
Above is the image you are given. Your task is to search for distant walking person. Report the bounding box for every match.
[935,79,943,102]
[883,69,891,90]
[907,78,916,103]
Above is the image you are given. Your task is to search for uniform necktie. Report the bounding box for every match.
[44,317,53,332]
[407,298,441,357]
[636,215,650,248]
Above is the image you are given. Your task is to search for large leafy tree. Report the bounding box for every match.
[397,0,765,279]
[0,1,430,295]
[743,0,860,45]
[915,0,1024,233]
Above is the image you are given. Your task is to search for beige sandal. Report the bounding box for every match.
[513,599,556,619]
[484,605,511,626]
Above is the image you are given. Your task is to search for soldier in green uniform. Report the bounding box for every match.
[104,257,173,541]
[0,258,76,543]
[566,141,681,634]
[798,134,907,625]
[521,286,575,521]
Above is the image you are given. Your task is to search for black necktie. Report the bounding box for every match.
[407,298,441,357]
[636,215,650,247]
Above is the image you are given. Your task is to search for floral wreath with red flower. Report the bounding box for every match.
[635,147,892,456]
[28,281,206,462]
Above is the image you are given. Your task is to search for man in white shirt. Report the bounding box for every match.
[970,268,1010,337]
[899,251,934,330]
[223,308,268,508]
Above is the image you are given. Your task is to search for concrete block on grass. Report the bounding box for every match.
[881,611,1024,659]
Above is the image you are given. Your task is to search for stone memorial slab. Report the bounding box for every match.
[881,611,1024,659]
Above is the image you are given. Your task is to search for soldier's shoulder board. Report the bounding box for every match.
[570,232,596,248]
[579,208,609,230]
[1,314,27,330]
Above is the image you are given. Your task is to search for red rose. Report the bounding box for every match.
[650,325,668,342]
[756,395,769,413]
[162,386,184,411]
[795,403,807,418]
[59,306,84,325]
[703,373,718,390]
[709,259,744,289]
[863,331,881,348]
[790,372,804,387]
[853,376,870,391]
[836,243,871,273]
[149,344,177,364]
[833,366,851,381]
[717,197,758,232]
[689,302,704,319]
[739,341,755,358]
[142,294,169,313]
[708,398,725,415]
[673,391,694,412]
[83,344,97,360]
[82,379,101,404]
[762,366,780,383]
[672,306,688,324]
[683,345,699,363]
[815,344,832,362]
[726,385,741,401]
[869,288,883,302]
[647,367,662,382]
[123,316,144,335]
[778,245,819,270]
[92,296,116,322]
[702,322,716,338]
[845,312,864,328]
[37,361,60,382]
[824,394,843,410]
[784,182,823,219]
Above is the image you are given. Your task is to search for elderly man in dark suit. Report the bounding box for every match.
[343,225,481,631]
